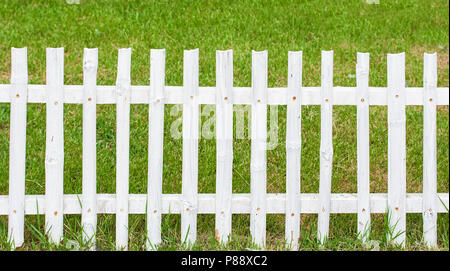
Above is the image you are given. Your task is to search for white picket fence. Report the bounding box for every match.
[0,47,449,251]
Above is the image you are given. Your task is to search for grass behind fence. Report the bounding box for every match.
[0,0,448,250]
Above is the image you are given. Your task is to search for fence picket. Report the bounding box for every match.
[387,53,406,247]
[82,48,98,250]
[356,52,370,242]
[8,47,28,249]
[423,52,438,248]
[215,50,233,245]
[318,50,333,245]
[45,48,65,244]
[115,48,132,250]
[181,49,199,247]
[147,49,166,250]
[250,50,268,248]
[285,51,302,250]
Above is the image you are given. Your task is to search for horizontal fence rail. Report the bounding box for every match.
[0,193,448,215]
[0,47,449,250]
[0,85,448,105]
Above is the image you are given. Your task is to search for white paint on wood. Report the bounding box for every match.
[45,48,65,245]
[356,52,370,242]
[181,49,199,247]
[387,53,406,247]
[0,193,447,216]
[115,48,132,250]
[215,50,234,245]
[8,47,28,249]
[81,48,98,250]
[422,53,438,248]
[250,50,268,249]
[0,85,448,106]
[147,49,166,250]
[285,51,302,250]
[0,48,449,248]
[318,50,334,245]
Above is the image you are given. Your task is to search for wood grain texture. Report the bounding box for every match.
[285,51,302,250]
[356,52,370,242]
[181,49,199,247]
[422,53,438,248]
[250,50,268,249]
[81,48,98,250]
[45,48,65,245]
[147,49,166,250]
[115,48,132,250]
[318,50,333,245]
[387,53,406,247]
[8,47,28,249]
[215,50,234,245]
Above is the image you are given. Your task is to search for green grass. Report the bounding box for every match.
[0,0,448,251]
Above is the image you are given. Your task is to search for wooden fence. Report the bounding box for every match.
[0,48,448,250]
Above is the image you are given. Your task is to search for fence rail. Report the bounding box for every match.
[0,47,449,250]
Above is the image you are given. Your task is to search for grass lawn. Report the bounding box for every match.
[0,0,448,251]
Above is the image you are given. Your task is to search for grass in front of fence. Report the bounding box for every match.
[0,0,448,250]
